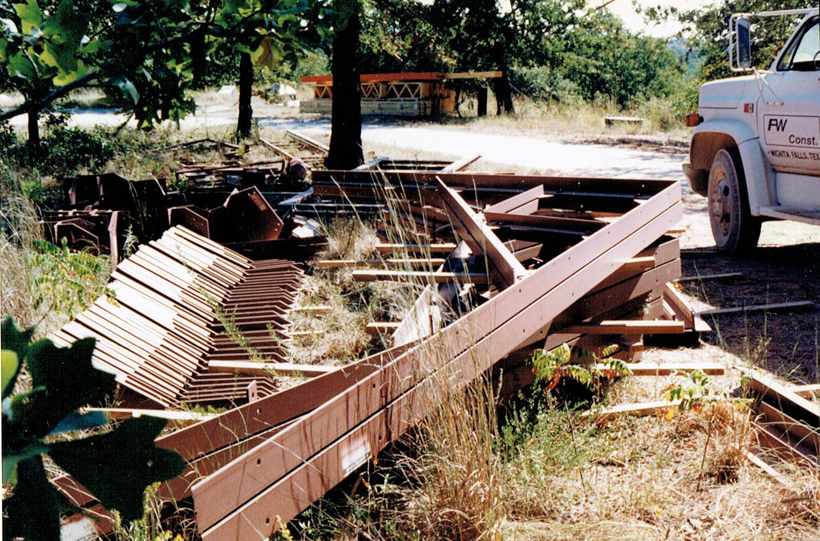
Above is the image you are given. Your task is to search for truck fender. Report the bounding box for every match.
[736,139,776,215]
[689,119,775,211]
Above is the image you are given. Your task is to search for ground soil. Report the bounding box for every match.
[678,243,820,381]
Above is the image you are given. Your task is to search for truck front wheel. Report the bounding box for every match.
[707,149,761,255]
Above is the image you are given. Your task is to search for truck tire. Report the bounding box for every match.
[707,149,761,256]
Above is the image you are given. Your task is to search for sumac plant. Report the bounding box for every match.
[1,317,185,540]
[531,343,633,394]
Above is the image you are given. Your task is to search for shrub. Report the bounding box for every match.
[509,65,584,106]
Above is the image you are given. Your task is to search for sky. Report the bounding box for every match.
[429,0,715,39]
[602,0,713,37]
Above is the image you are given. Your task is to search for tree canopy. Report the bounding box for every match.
[0,0,323,149]
[357,0,685,107]
[644,0,809,81]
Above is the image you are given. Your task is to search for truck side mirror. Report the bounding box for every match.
[736,17,752,69]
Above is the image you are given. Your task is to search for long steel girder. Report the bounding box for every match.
[189,175,682,539]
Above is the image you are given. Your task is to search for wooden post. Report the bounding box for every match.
[477,87,488,117]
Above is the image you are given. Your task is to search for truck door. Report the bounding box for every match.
[758,15,820,177]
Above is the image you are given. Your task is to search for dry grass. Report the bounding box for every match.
[287,336,819,541]
[1,165,45,329]
[437,96,690,141]
[288,218,416,365]
[391,351,504,541]
[1,163,112,335]
[495,387,819,541]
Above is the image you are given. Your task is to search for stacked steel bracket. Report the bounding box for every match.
[51,226,302,407]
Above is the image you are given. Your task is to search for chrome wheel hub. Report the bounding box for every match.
[711,175,732,238]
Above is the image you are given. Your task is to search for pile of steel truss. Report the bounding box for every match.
[51,226,303,407]
[185,170,693,539]
[56,168,734,540]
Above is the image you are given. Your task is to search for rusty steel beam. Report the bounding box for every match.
[436,178,527,289]
[191,180,681,538]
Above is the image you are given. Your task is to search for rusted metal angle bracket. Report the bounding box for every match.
[351,270,491,284]
[436,177,527,289]
[563,320,685,335]
[192,182,681,537]
[285,129,329,154]
[746,371,820,428]
[54,344,412,517]
[439,154,481,173]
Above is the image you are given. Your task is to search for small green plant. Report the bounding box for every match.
[31,238,113,318]
[1,318,185,540]
[531,343,632,394]
[661,369,748,488]
[661,369,732,413]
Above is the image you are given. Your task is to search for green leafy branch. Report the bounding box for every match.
[30,238,113,319]
[531,343,632,394]
[1,318,185,541]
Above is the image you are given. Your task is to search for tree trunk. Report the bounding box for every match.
[191,33,207,89]
[477,87,488,117]
[25,85,41,158]
[27,106,40,158]
[326,0,363,170]
[493,72,515,116]
[236,51,254,139]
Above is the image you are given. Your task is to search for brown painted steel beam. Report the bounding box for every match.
[436,177,527,289]
[192,182,681,538]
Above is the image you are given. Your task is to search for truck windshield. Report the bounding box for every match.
[778,16,819,71]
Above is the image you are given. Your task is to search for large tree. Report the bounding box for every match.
[358,0,685,108]
[644,0,808,82]
[326,0,363,169]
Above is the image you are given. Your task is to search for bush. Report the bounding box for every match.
[38,125,120,176]
[509,65,584,106]
[638,96,679,132]
[1,118,127,179]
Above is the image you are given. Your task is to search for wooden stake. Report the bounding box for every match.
[698,301,815,317]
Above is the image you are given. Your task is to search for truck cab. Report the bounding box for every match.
[684,9,820,255]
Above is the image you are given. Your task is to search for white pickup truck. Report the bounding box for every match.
[683,8,819,255]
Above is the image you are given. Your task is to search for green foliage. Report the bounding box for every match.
[1,318,185,540]
[37,124,120,174]
[1,0,328,132]
[661,369,733,412]
[646,0,808,82]
[1,0,93,91]
[508,65,583,105]
[499,384,610,471]
[30,238,112,318]
[361,0,686,107]
[0,115,127,178]
[531,343,631,394]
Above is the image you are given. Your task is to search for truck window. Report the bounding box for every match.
[778,16,819,71]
